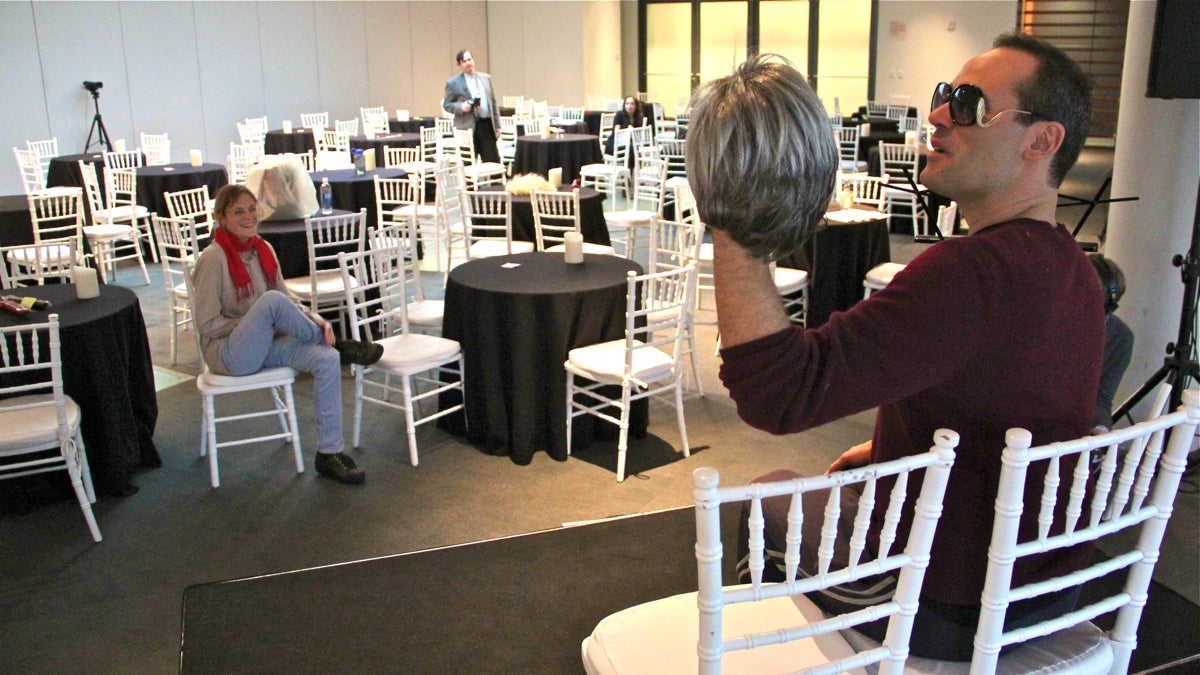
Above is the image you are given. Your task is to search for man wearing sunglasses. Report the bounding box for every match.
[689,33,1104,660]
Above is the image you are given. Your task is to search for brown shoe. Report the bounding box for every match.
[315,452,365,484]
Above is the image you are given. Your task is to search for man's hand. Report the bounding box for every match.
[826,440,873,474]
[461,100,473,113]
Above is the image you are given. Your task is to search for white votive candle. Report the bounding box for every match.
[548,167,562,188]
[113,138,126,152]
[363,150,376,172]
[905,130,917,146]
[73,265,100,299]
[282,120,293,133]
[564,232,584,264]
[190,149,203,166]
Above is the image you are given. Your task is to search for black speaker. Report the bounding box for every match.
[1146,0,1200,100]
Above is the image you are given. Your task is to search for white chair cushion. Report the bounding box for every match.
[93,205,150,222]
[864,262,906,288]
[5,244,73,264]
[582,588,863,675]
[406,299,445,327]
[839,620,1112,674]
[773,267,809,294]
[373,333,460,375]
[544,242,616,256]
[567,339,673,385]
[197,366,297,393]
[580,164,626,178]
[284,271,358,297]
[699,242,713,263]
[0,393,81,451]
[604,210,655,227]
[83,224,137,240]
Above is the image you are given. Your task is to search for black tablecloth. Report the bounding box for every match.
[388,118,436,134]
[257,208,355,279]
[0,284,159,497]
[308,168,406,227]
[264,129,316,155]
[439,252,647,463]
[500,187,609,245]
[0,194,32,246]
[777,208,891,327]
[46,153,108,192]
[349,133,420,167]
[136,163,228,216]
[511,134,602,184]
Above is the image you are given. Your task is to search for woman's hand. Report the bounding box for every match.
[826,440,873,474]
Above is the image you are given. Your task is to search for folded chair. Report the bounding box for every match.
[582,429,959,672]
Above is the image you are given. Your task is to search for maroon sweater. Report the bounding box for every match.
[719,219,1104,605]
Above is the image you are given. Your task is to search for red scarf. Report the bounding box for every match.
[213,227,279,300]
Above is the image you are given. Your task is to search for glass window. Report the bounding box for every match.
[646,2,693,111]
[759,0,809,72]
[815,0,870,115]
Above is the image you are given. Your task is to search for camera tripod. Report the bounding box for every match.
[84,87,112,153]
[1112,180,1200,468]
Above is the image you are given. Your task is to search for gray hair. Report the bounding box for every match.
[686,55,838,260]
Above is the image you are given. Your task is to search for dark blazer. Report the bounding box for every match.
[442,72,500,139]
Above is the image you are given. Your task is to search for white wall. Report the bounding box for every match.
[875,0,1017,120]
[0,0,493,195]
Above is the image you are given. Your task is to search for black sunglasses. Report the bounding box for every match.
[931,82,1041,127]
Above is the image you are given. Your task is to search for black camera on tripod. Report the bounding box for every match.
[83,81,104,95]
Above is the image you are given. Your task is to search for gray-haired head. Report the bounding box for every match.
[686,54,838,260]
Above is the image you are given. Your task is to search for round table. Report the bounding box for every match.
[46,152,108,192]
[438,251,647,463]
[308,167,406,226]
[136,163,229,216]
[349,133,420,167]
[388,118,436,134]
[264,128,317,155]
[777,205,891,328]
[511,134,603,184]
[257,208,354,279]
[0,284,159,497]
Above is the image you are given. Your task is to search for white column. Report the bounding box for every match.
[1105,0,1200,421]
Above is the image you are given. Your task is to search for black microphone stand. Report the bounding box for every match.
[1057,176,1139,249]
[882,168,942,242]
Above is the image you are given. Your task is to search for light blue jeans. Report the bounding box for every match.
[219,291,343,455]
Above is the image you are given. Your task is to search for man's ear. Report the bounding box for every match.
[1025,120,1065,160]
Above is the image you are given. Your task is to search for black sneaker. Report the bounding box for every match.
[315,452,366,484]
[335,339,384,366]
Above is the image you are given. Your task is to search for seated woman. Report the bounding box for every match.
[192,184,382,485]
[605,95,648,154]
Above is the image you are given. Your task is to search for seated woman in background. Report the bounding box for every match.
[191,184,382,485]
[605,95,648,154]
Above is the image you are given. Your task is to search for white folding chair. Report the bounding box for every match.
[5,191,83,285]
[164,185,214,240]
[139,132,171,165]
[0,315,102,542]
[461,189,535,260]
[25,138,59,184]
[78,162,152,284]
[580,126,632,209]
[851,390,1200,675]
[282,209,368,340]
[878,141,927,236]
[862,261,907,299]
[151,215,202,364]
[181,262,303,488]
[582,431,959,673]
[314,129,352,171]
[103,149,144,170]
[335,118,360,137]
[336,239,466,466]
[531,189,615,255]
[300,112,329,129]
[565,264,696,481]
[837,125,867,173]
[647,216,705,395]
[451,128,506,189]
[365,221,444,334]
[605,155,668,260]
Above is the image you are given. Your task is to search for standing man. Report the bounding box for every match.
[443,49,501,164]
[687,33,1103,659]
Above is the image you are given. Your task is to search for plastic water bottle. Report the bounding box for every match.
[320,178,332,214]
[353,148,365,175]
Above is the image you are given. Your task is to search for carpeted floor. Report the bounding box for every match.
[181,507,1198,674]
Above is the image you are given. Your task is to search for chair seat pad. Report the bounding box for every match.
[773,266,809,294]
[839,620,1112,674]
[665,176,689,189]
[84,224,137,240]
[605,211,656,227]
[580,164,628,178]
[92,205,150,222]
[864,262,906,287]
[373,333,460,374]
[389,205,438,221]
[582,588,862,675]
[841,159,869,172]
[699,242,713,262]
[463,163,505,176]
[284,271,358,297]
[545,242,616,256]
[567,339,673,384]
[5,244,73,264]
[469,240,535,259]
[0,393,81,451]
[406,299,445,327]
[199,366,297,392]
